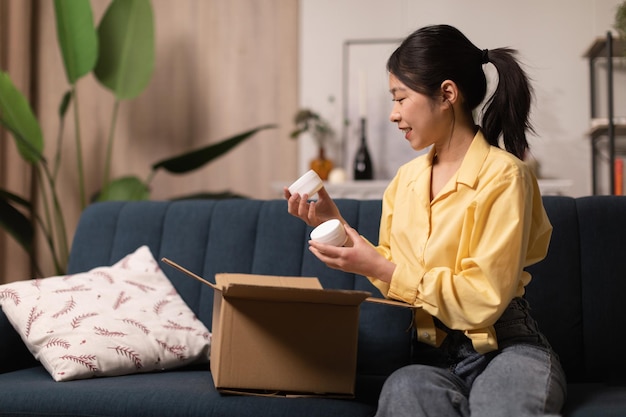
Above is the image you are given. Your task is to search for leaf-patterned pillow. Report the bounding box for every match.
[0,246,211,381]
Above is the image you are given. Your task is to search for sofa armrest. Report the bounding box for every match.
[0,307,38,373]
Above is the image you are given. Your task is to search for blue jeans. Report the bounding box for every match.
[375,298,567,417]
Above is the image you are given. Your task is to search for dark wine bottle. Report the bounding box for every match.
[353,118,373,180]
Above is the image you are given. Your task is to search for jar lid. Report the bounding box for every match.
[310,219,347,246]
[288,170,323,197]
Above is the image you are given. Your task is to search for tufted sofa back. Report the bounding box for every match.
[68,196,626,389]
[525,196,626,384]
[68,199,413,399]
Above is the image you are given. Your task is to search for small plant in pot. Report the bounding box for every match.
[290,109,335,180]
[615,0,626,56]
[616,1,626,39]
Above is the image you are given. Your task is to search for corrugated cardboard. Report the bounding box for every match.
[210,273,371,396]
[161,258,371,397]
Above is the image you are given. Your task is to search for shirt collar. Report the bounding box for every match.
[413,130,490,194]
[456,129,490,189]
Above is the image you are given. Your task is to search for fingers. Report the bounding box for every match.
[309,241,339,264]
[306,198,318,224]
[317,186,331,201]
[285,184,339,228]
[298,193,310,218]
[285,189,300,217]
[285,189,316,226]
[343,224,359,247]
[309,241,357,274]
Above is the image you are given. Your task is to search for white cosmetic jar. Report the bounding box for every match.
[288,170,323,197]
[310,219,347,247]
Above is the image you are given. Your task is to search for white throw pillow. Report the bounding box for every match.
[0,245,211,381]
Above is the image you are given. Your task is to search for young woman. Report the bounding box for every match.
[285,24,566,416]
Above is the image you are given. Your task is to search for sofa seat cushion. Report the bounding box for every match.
[0,366,377,417]
[562,383,626,417]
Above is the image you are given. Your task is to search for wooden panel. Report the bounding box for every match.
[0,0,36,282]
[1,0,299,280]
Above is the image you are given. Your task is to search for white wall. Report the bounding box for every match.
[298,0,624,197]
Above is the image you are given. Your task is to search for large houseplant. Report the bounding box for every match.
[0,0,274,276]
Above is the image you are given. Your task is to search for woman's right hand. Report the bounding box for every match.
[284,186,344,227]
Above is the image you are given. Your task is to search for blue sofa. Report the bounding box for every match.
[0,196,625,416]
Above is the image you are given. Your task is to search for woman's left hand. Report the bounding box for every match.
[308,224,396,283]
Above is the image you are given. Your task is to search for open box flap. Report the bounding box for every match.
[217,273,370,305]
[215,273,322,290]
[161,257,219,290]
[222,283,370,305]
[162,258,371,305]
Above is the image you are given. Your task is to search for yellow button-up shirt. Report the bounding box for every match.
[366,131,552,353]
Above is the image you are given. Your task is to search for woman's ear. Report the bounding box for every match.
[440,80,459,105]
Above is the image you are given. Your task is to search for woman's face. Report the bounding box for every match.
[388,73,449,152]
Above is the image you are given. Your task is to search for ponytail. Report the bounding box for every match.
[388,25,534,159]
[481,48,534,159]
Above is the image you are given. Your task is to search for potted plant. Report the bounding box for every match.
[616,1,626,39]
[290,108,334,180]
[0,0,274,276]
[615,1,626,57]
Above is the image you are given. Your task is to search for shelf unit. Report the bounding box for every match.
[584,32,626,195]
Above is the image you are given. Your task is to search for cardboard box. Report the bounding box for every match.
[161,259,371,397]
[209,273,371,396]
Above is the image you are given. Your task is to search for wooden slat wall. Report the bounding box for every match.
[0,0,299,282]
[0,0,37,282]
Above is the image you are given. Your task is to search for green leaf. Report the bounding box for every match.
[0,71,44,163]
[0,119,45,164]
[94,0,155,100]
[58,90,72,118]
[53,0,98,84]
[97,176,150,201]
[152,125,277,174]
[0,190,34,254]
[0,189,32,210]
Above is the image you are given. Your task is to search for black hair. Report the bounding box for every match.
[387,24,533,159]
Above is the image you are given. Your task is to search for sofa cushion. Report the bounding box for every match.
[67,199,413,394]
[562,383,626,417]
[0,246,210,381]
[0,366,376,417]
[0,307,38,374]
[576,196,626,383]
[525,196,584,382]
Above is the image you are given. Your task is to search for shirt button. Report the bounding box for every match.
[422,332,431,340]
